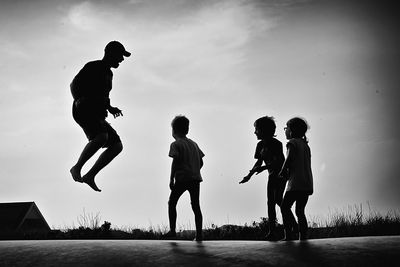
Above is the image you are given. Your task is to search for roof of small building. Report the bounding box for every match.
[0,202,50,232]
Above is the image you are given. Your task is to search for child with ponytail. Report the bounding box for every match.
[279,117,313,241]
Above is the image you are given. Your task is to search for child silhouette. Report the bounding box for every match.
[279,117,313,241]
[165,115,205,241]
[240,116,285,241]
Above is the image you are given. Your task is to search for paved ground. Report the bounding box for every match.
[0,236,399,267]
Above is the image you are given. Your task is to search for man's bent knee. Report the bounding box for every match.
[113,142,123,153]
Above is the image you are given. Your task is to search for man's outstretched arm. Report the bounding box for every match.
[107,100,123,118]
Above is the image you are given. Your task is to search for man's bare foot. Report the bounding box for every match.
[70,166,82,183]
[82,174,101,192]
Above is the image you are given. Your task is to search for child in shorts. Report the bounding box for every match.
[165,115,205,241]
[240,116,285,241]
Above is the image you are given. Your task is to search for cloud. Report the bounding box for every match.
[269,0,312,7]
[127,0,144,3]
[130,0,278,92]
[64,1,108,31]
[0,41,30,60]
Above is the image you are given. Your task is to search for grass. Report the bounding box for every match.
[1,204,400,240]
[308,204,400,239]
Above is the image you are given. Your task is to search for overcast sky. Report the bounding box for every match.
[1,0,399,229]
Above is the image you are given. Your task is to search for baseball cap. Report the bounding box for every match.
[105,41,131,57]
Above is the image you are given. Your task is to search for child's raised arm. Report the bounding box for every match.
[239,158,263,184]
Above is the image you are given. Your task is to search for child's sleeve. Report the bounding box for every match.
[254,141,263,159]
[198,145,205,158]
[169,142,179,158]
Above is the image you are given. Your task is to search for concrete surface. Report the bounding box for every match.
[0,236,399,267]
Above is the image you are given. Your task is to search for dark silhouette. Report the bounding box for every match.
[70,41,131,192]
[164,115,204,241]
[239,116,286,241]
[0,202,50,235]
[279,117,313,241]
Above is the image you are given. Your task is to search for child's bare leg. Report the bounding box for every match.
[70,133,108,182]
[189,183,203,240]
[168,200,178,233]
[81,142,123,192]
[281,192,298,241]
[295,194,309,239]
[168,190,183,235]
[192,203,203,240]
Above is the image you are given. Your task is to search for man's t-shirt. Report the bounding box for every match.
[254,138,285,177]
[169,137,205,183]
[70,60,113,119]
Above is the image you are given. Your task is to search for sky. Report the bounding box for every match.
[1,0,400,230]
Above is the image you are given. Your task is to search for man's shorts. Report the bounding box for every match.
[72,102,121,148]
